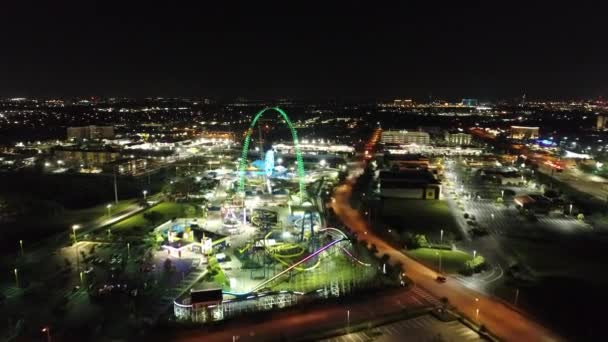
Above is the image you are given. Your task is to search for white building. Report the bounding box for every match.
[381,130,430,145]
[445,132,472,146]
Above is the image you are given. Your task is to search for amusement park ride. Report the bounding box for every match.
[174,107,378,323]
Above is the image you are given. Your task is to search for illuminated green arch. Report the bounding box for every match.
[238,107,306,200]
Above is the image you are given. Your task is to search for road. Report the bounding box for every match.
[154,285,437,341]
[538,163,608,201]
[330,179,563,342]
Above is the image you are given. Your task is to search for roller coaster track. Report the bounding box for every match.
[223,227,370,296]
[250,238,346,293]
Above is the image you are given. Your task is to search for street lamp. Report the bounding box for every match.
[107,204,113,217]
[440,229,444,244]
[19,239,24,256]
[347,309,350,327]
[72,224,80,243]
[569,203,573,216]
[143,190,148,200]
[41,326,51,342]
[473,250,477,259]
[14,268,19,287]
[501,190,504,199]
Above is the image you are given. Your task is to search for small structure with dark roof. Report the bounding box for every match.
[378,169,441,199]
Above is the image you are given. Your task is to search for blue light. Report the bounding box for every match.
[264,149,275,177]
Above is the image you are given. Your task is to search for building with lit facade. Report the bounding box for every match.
[510,126,539,140]
[445,131,472,146]
[53,146,120,167]
[381,130,430,145]
[597,115,607,131]
[67,125,115,140]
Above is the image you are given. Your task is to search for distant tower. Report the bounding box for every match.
[520,93,527,107]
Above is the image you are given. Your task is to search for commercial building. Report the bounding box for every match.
[444,131,472,146]
[378,169,441,199]
[514,194,552,214]
[461,99,479,107]
[54,146,120,167]
[103,158,148,175]
[67,125,115,140]
[510,126,539,140]
[597,115,607,131]
[381,130,430,145]
[384,154,429,171]
[478,167,524,185]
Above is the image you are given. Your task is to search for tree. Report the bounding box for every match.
[144,211,164,224]
[440,296,449,309]
[413,234,429,248]
[370,243,378,254]
[163,258,172,272]
[173,177,198,199]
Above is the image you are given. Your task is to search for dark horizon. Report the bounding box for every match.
[1,1,607,99]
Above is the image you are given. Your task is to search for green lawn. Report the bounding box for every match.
[61,199,136,225]
[381,199,460,240]
[407,247,472,274]
[110,202,199,231]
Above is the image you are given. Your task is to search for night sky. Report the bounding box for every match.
[1,1,606,100]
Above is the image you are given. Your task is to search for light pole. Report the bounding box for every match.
[501,190,505,199]
[440,229,444,244]
[143,190,148,201]
[347,309,350,327]
[107,204,113,217]
[127,242,131,259]
[473,250,477,259]
[41,326,51,342]
[14,268,19,287]
[569,203,573,216]
[72,224,80,244]
[19,239,24,256]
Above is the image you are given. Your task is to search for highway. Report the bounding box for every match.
[538,162,608,201]
[330,179,563,342]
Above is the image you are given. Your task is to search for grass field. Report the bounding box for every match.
[61,199,136,225]
[407,247,472,274]
[110,202,198,231]
[380,199,460,239]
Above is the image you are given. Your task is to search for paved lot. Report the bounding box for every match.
[321,314,483,342]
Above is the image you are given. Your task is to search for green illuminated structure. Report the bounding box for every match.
[238,107,306,200]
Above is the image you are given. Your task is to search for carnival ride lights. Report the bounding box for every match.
[238,107,306,201]
[222,207,240,231]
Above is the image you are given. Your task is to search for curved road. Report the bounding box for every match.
[331,180,562,342]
